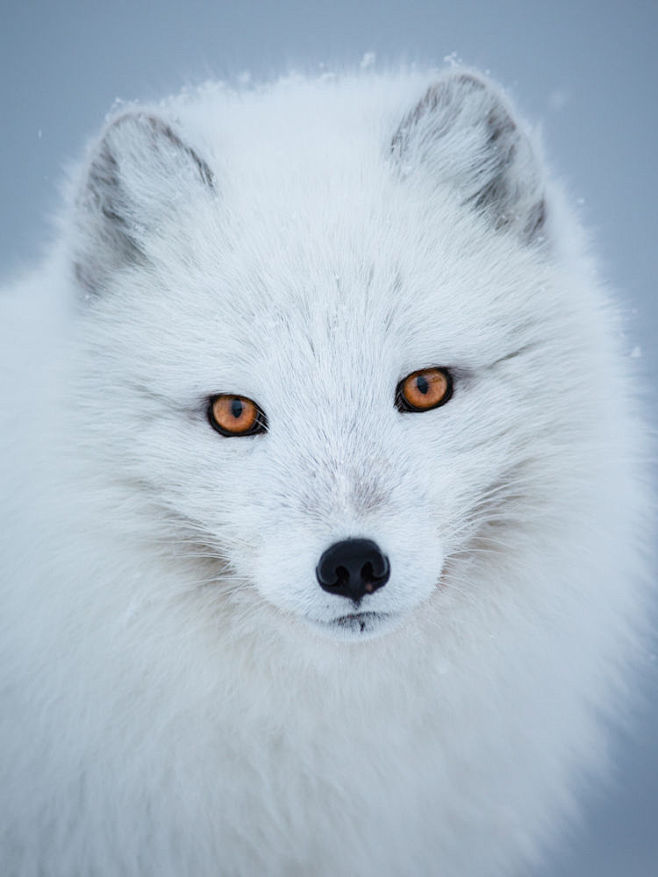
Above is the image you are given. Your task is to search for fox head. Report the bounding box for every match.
[68,72,621,641]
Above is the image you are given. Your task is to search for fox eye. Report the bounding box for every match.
[207,394,268,436]
[395,367,453,412]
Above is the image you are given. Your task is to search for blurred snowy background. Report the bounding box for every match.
[1,1,655,874]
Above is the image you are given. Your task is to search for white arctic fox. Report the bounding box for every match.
[0,69,650,876]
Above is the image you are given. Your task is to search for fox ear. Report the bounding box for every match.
[391,72,546,243]
[73,112,216,295]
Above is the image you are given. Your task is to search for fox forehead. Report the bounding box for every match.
[107,215,551,401]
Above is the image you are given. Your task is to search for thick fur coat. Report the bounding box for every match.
[0,69,650,876]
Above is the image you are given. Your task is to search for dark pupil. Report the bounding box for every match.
[416,375,429,395]
[231,398,244,419]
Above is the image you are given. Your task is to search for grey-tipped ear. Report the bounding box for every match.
[391,72,546,243]
[74,112,215,295]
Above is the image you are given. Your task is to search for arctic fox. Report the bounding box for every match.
[0,69,650,876]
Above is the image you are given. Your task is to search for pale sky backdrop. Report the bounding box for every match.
[1,2,656,874]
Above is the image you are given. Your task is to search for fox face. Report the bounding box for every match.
[70,73,604,641]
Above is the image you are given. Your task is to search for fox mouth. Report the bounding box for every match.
[310,610,398,639]
[333,611,384,632]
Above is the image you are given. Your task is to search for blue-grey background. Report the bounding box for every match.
[1,1,656,873]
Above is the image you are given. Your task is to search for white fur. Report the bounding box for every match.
[0,69,650,876]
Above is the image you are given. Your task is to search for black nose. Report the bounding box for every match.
[316,538,390,602]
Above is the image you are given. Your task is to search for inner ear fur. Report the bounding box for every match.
[391,72,547,243]
[73,112,215,296]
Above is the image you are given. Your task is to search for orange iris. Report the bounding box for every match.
[397,367,452,411]
[208,395,265,436]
